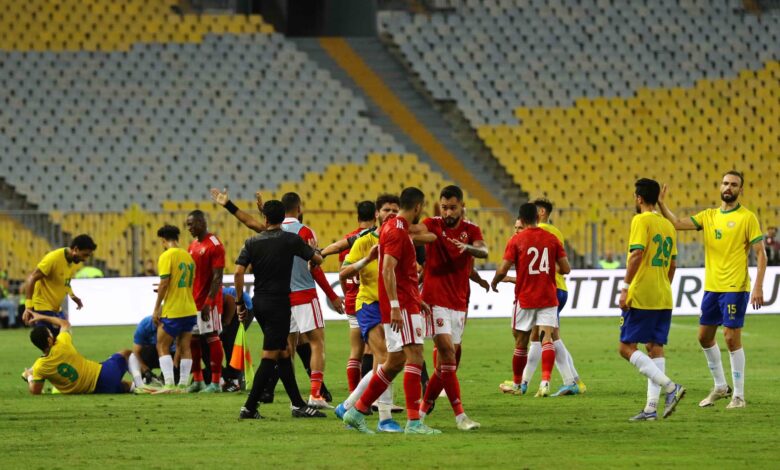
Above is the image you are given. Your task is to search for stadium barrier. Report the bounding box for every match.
[67,267,780,326]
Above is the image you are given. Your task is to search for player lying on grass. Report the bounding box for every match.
[23,312,141,395]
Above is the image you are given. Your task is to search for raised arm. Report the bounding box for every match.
[210,188,266,233]
[320,238,350,258]
[29,311,72,331]
[657,184,697,231]
[751,241,767,309]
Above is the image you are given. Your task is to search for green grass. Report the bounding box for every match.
[1,316,779,469]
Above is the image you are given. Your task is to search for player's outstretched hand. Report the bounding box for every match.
[490,280,500,293]
[448,237,468,253]
[70,295,83,309]
[751,286,764,310]
[255,191,263,212]
[209,187,229,206]
[476,278,490,292]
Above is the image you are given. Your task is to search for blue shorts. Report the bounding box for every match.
[33,310,65,336]
[700,291,749,329]
[620,308,672,345]
[94,353,129,394]
[556,289,568,316]
[161,316,197,338]
[357,302,382,342]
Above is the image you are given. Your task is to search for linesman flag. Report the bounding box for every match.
[229,323,254,388]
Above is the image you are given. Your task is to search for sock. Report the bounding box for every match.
[541,342,555,382]
[421,361,430,392]
[207,336,224,385]
[179,359,192,387]
[645,357,665,413]
[361,353,374,377]
[378,387,393,421]
[264,366,279,396]
[355,365,393,414]
[296,342,313,375]
[245,358,276,411]
[190,337,203,383]
[310,370,323,398]
[729,348,745,398]
[159,354,175,386]
[420,369,444,414]
[522,342,541,383]
[440,362,464,416]
[277,356,308,408]
[128,353,143,387]
[403,363,423,421]
[630,350,675,393]
[346,359,361,392]
[567,346,580,381]
[512,348,528,385]
[553,339,575,385]
[345,370,374,410]
[703,344,728,390]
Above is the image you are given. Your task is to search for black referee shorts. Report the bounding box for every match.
[253,296,291,351]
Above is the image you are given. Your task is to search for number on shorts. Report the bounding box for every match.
[178,262,195,288]
[527,247,550,275]
[57,363,79,383]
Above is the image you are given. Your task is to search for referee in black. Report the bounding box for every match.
[235,200,326,419]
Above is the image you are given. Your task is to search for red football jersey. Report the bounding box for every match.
[378,214,421,322]
[340,226,364,315]
[188,233,226,312]
[503,227,566,309]
[421,217,483,311]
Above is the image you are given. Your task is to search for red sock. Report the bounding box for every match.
[207,336,224,384]
[420,369,443,414]
[191,338,203,382]
[355,366,393,414]
[440,362,464,416]
[512,348,527,384]
[346,359,361,392]
[541,342,555,381]
[403,363,423,421]
[310,370,323,398]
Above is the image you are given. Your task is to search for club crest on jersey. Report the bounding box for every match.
[436,318,444,327]
[727,221,736,228]
[199,249,206,255]
[459,232,469,241]
[416,328,423,337]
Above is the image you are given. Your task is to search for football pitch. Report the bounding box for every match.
[1,315,779,469]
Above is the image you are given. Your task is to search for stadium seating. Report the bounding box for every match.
[0,214,53,281]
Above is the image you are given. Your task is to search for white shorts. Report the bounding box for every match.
[430,306,467,344]
[290,298,325,334]
[512,303,558,332]
[347,314,359,330]
[192,305,222,335]
[384,310,424,353]
[423,313,434,339]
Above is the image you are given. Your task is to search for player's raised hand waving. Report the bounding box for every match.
[209,187,229,206]
[255,191,263,212]
[659,184,668,204]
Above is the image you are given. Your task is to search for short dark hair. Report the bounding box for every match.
[30,326,51,352]
[187,209,206,221]
[635,178,661,205]
[518,203,539,225]
[439,185,463,202]
[157,225,180,241]
[356,201,376,222]
[70,234,97,251]
[400,187,425,210]
[281,192,301,213]
[376,193,400,209]
[262,200,286,225]
[533,198,553,215]
[723,170,744,187]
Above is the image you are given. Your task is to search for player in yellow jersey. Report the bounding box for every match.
[150,225,198,393]
[23,312,141,394]
[658,170,766,409]
[618,179,686,420]
[22,235,97,335]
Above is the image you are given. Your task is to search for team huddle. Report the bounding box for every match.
[21,170,766,430]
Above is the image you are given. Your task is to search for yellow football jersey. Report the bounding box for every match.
[31,331,102,394]
[343,231,380,311]
[539,222,568,292]
[33,248,82,312]
[626,212,678,310]
[158,247,197,318]
[691,204,763,292]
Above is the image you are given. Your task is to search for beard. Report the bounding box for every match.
[720,192,737,203]
[444,216,459,227]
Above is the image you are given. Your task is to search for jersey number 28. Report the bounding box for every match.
[527,247,550,275]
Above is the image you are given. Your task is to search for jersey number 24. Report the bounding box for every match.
[527,247,550,275]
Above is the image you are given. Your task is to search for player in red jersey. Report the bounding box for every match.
[185,210,226,393]
[491,203,571,397]
[339,200,377,392]
[417,185,485,431]
[343,187,441,434]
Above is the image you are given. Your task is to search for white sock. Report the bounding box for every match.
[729,348,745,399]
[160,355,175,386]
[645,357,665,413]
[128,353,144,387]
[344,370,374,410]
[553,339,575,385]
[179,358,192,387]
[630,350,674,393]
[377,386,393,421]
[522,341,542,383]
[566,346,580,381]
[703,344,728,389]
